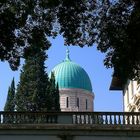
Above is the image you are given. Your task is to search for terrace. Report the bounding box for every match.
[0,111,140,140]
[0,111,140,125]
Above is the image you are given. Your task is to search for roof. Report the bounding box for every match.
[50,49,92,92]
[110,76,123,90]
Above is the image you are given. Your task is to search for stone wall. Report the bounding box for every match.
[0,124,140,140]
[59,88,94,111]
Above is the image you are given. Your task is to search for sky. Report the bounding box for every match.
[0,36,123,111]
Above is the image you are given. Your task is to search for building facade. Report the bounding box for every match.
[123,80,140,112]
[110,77,140,112]
[50,49,94,111]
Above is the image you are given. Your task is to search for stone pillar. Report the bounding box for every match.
[129,81,133,101]
[124,89,128,111]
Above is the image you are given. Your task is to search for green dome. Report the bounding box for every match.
[50,49,92,92]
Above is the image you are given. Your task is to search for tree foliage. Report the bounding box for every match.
[97,0,140,82]
[47,72,60,111]
[15,48,49,111]
[15,47,60,111]
[1,0,140,82]
[0,0,96,70]
[4,78,15,111]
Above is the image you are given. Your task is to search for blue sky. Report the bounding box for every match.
[0,36,123,111]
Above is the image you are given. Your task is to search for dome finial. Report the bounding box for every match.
[65,47,71,61]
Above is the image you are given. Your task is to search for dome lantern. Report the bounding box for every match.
[65,47,71,62]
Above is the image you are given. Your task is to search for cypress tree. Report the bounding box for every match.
[15,47,49,111]
[45,84,52,111]
[48,72,60,111]
[15,46,60,112]
[4,78,15,111]
[55,83,60,111]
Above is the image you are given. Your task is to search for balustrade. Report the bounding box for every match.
[0,111,140,125]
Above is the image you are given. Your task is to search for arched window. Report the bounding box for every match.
[86,99,88,110]
[77,98,79,108]
[66,97,69,108]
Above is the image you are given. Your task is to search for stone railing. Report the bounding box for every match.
[0,111,140,125]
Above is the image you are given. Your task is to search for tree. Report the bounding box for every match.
[4,78,15,111]
[97,0,140,83]
[46,72,60,111]
[15,47,60,112]
[55,83,61,111]
[0,0,96,70]
[1,0,140,83]
[4,78,15,123]
[15,47,49,111]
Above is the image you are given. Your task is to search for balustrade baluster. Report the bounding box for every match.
[52,114,56,123]
[41,114,43,123]
[84,115,86,124]
[93,115,95,124]
[110,115,112,124]
[80,115,82,124]
[118,115,121,124]
[55,114,58,123]
[52,115,54,123]
[14,113,16,124]
[19,114,21,124]
[35,113,38,123]
[127,115,130,125]
[132,115,134,125]
[0,113,2,124]
[82,114,84,124]
[75,114,78,124]
[90,114,93,124]
[43,114,46,123]
[75,114,77,124]
[28,113,30,123]
[49,115,52,123]
[88,114,90,124]
[18,113,21,124]
[23,113,25,123]
[86,115,88,124]
[12,112,15,124]
[26,114,28,123]
[14,113,17,124]
[136,115,139,124]
[77,115,79,124]
[41,113,44,123]
[122,114,126,125]
[92,114,95,124]
[45,114,47,123]
[78,115,80,124]
[99,114,103,124]
[105,115,108,124]
[24,114,27,124]
[96,114,99,124]
[114,115,117,124]
[94,114,97,124]
[81,115,83,124]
